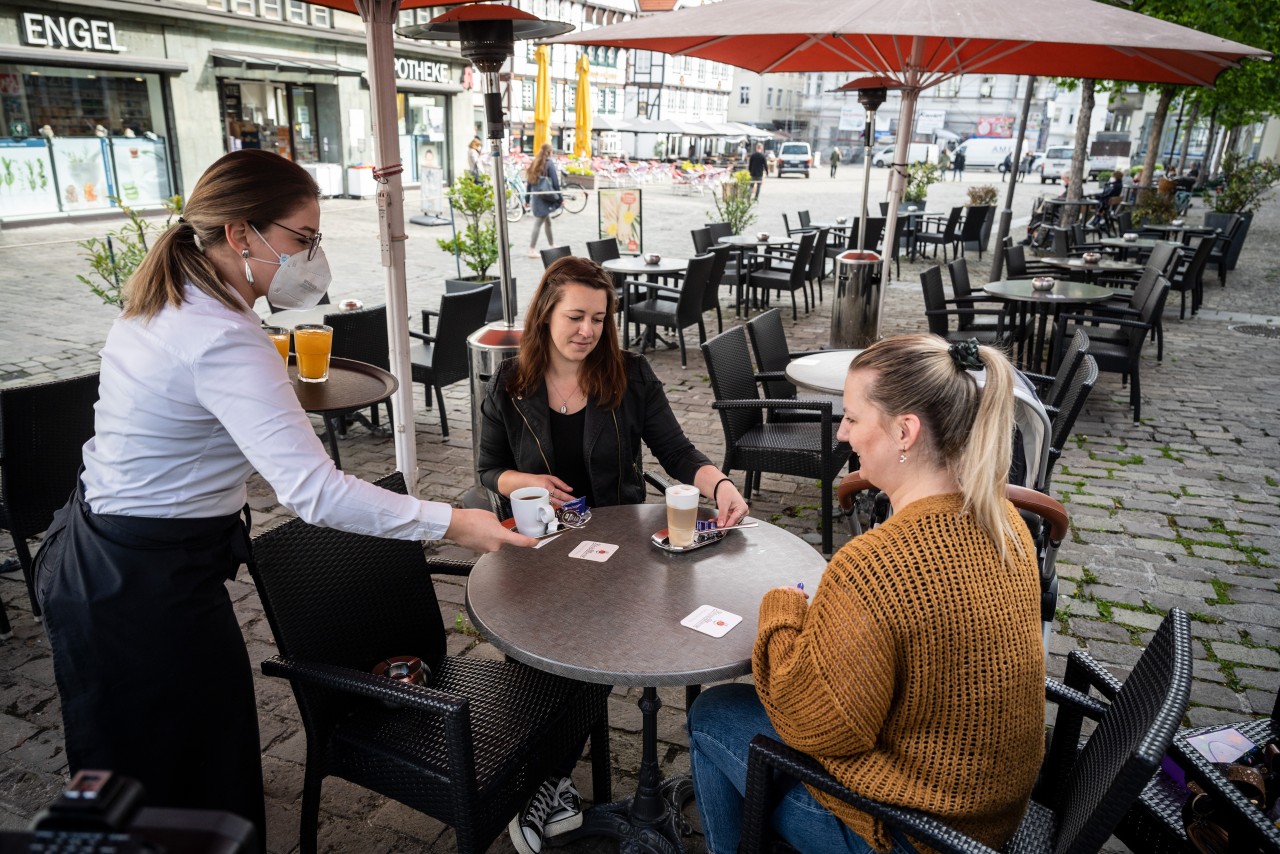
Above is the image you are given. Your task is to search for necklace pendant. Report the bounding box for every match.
[559,403,567,414]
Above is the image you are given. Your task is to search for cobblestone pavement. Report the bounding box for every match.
[1,168,1277,852]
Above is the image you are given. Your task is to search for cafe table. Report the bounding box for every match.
[1039,256,1144,282]
[1041,197,1099,226]
[466,503,827,853]
[286,356,396,468]
[717,234,795,316]
[984,278,1114,372]
[602,255,688,350]
[1099,236,1183,261]
[1138,222,1219,243]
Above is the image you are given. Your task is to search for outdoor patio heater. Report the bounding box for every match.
[828,76,903,348]
[402,4,572,507]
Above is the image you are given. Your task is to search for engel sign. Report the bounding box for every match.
[395,57,452,84]
[20,12,126,53]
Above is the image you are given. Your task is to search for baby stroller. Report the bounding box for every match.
[836,374,1064,656]
[1023,197,1058,249]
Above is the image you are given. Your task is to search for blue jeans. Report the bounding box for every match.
[687,684,917,854]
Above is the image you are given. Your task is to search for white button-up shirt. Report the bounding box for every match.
[82,284,451,540]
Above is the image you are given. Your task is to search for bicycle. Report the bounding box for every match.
[503,173,589,223]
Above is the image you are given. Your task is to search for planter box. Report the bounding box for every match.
[563,174,595,191]
[446,276,511,324]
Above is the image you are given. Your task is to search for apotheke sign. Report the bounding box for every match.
[395,57,452,85]
[20,12,126,53]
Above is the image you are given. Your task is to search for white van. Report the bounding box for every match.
[953,138,1030,171]
[776,142,813,178]
[871,143,938,167]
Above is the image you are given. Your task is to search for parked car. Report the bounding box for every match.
[777,142,813,178]
[1085,153,1131,180]
[871,145,897,167]
[1032,146,1074,183]
[870,143,939,167]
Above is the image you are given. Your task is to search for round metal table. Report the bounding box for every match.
[1039,256,1144,281]
[602,256,689,350]
[467,503,826,852]
[783,350,861,417]
[984,278,1114,372]
[717,235,795,316]
[287,356,397,468]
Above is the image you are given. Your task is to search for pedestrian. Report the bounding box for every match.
[526,142,562,258]
[1022,151,1035,176]
[748,142,767,200]
[737,142,747,163]
[34,149,533,848]
[466,136,483,180]
[938,146,951,174]
[1001,152,1013,183]
[952,148,966,181]
[829,146,842,178]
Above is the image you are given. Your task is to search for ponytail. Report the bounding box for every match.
[850,335,1025,567]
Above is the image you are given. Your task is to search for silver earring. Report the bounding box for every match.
[899,449,907,463]
[242,248,254,285]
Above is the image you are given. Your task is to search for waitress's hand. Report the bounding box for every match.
[714,481,749,528]
[446,508,537,553]
[503,472,576,507]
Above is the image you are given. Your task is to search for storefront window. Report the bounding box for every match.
[220,79,321,163]
[397,91,448,184]
[0,64,174,217]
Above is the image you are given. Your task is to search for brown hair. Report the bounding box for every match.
[123,149,319,320]
[527,142,553,183]
[511,256,627,410]
[850,334,1025,566]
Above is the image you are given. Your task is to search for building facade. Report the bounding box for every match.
[0,0,473,224]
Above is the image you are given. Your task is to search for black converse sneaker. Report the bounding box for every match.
[508,776,583,854]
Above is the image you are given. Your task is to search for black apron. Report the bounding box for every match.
[35,479,265,851]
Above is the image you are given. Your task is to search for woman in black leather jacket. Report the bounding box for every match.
[477,256,748,525]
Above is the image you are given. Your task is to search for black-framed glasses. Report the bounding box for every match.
[269,221,323,261]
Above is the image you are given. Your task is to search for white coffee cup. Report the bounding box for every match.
[665,483,701,548]
[510,486,556,536]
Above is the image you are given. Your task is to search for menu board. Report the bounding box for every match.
[109,137,173,207]
[598,188,642,255]
[50,137,114,211]
[0,138,60,217]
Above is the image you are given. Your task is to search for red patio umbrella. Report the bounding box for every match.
[546,0,1270,328]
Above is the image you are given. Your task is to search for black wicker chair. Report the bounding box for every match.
[750,231,816,321]
[250,472,611,854]
[586,236,645,340]
[947,258,1014,339]
[540,245,572,268]
[1116,684,1280,854]
[1004,243,1058,280]
[702,244,730,335]
[409,285,491,438]
[700,327,850,557]
[1023,327,1090,421]
[1168,234,1214,320]
[740,608,1193,854]
[0,372,99,634]
[921,265,1009,346]
[1052,276,1170,423]
[915,205,964,262]
[1206,213,1242,287]
[957,205,991,261]
[628,252,714,368]
[1039,354,1097,491]
[744,308,831,425]
[323,304,393,464]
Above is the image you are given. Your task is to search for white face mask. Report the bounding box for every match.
[244,225,331,310]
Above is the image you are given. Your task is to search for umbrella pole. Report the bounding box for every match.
[990,75,1037,283]
[876,85,918,331]
[481,67,518,326]
[361,0,418,492]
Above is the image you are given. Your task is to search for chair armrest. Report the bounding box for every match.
[1045,677,1111,720]
[632,282,683,297]
[408,331,437,344]
[712,398,833,416]
[1021,370,1054,387]
[1061,647,1124,701]
[924,308,1007,319]
[422,308,439,336]
[261,655,468,717]
[1058,313,1150,330]
[753,371,789,382]
[742,735,1000,854]
[785,349,827,359]
[643,470,674,495]
[425,557,476,577]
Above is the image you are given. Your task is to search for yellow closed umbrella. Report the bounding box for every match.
[533,45,552,151]
[573,53,592,160]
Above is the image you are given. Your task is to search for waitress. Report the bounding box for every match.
[35,149,533,846]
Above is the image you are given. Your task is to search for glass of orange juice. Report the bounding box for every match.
[293,324,333,383]
[263,326,290,365]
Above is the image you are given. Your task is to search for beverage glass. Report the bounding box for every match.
[665,484,701,547]
[510,486,556,537]
[263,326,290,365]
[293,324,333,383]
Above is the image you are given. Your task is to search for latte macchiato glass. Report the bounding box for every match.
[665,484,701,547]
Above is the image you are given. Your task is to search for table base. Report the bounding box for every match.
[557,687,697,854]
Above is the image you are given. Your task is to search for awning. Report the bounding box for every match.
[210,50,364,76]
[591,114,626,132]
[0,45,188,74]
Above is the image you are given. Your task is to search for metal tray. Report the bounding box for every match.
[651,528,726,553]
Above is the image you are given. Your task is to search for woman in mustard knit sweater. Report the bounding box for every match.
[687,335,1045,854]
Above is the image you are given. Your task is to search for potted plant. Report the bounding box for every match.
[564,161,595,190]
[78,195,183,308]
[966,184,999,248]
[1131,187,1177,226]
[438,172,505,322]
[1204,152,1280,270]
[903,162,941,205]
[708,169,757,235]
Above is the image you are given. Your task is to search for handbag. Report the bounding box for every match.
[1182,744,1279,854]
